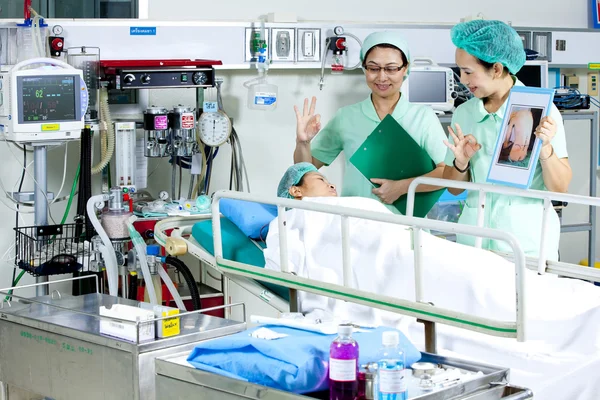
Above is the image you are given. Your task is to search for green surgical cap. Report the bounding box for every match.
[451,20,526,74]
[277,162,318,199]
[360,31,411,77]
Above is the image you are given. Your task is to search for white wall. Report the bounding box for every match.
[146,69,364,198]
[1,0,598,292]
[149,0,591,29]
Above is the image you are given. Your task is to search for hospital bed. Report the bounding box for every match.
[154,178,600,399]
[155,177,600,323]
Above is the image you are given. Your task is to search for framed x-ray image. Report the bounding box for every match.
[487,86,555,189]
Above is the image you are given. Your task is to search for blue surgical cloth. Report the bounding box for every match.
[187,325,421,394]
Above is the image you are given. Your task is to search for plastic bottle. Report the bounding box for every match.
[329,324,359,400]
[143,245,163,305]
[246,76,278,111]
[16,19,48,63]
[377,331,407,400]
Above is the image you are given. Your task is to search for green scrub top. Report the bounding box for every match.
[444,79,568,260]
[311,94,447,213]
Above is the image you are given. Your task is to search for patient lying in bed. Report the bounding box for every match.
[264,164,600,357]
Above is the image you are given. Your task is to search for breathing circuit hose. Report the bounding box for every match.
[93,87,115,175]
[86,194,119,297]
[164,256,201,311]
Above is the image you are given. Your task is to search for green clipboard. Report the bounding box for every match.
[349,114,444,218]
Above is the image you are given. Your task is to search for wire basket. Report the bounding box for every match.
[14,223,95,277]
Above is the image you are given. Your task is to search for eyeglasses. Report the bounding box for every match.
[365,65,404,75]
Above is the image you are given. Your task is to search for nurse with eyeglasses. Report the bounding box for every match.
[292,31,448,212]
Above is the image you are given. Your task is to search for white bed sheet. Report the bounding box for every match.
[263,196,600,399]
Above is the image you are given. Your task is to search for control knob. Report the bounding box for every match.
[141,74,151,84]
[123,74,135,84]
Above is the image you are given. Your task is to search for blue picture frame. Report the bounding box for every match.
[486,86,555,189]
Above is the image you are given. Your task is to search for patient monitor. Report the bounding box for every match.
[0,58,88,143]
[401,59,456,114]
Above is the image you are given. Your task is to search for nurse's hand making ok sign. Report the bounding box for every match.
[294,96,321,144]
[443,123,481,170]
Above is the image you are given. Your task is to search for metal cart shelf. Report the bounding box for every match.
[0,279,246,400]
[155,351,532,400]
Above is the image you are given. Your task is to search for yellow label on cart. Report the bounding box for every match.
[588,63,600,70]
[41,123,60,131]
[160,309,180,337]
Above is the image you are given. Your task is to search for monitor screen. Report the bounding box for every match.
[19,75,77,123]
[408,71,447,103]
[515,65,542,88]
[451,64,545,88]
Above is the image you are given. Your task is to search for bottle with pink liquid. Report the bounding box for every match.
[329,324,359,400]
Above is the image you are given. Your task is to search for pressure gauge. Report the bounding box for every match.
[52,25,63,35]
[198,110,232,147]
[158,190,169,201]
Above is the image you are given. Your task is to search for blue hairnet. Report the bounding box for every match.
[277,162,318,199]
[360,31,412,77]
[451,20,526,74]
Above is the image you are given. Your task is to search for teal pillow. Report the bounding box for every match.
[191,218,290,301]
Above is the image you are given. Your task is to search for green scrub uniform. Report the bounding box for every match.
[311,94,447,213]
[444,79,568,260]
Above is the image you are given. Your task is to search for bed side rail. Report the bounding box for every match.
[210,190,528,342]
[406,177,600,280]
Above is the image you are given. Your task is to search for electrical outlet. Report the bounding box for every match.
[566,75,579,90]
[588,72,599,96]
[533,32,552,60]
[517,31,532,50]
[271,28,295,62]
[297,28,321,62]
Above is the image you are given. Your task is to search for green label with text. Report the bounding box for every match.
[21,330,93,356]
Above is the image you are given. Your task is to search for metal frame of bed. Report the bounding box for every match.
[407,177,600,281]
[154,178,600,351]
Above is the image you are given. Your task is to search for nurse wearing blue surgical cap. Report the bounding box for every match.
[443,20,572,260]
[292,31,448,213]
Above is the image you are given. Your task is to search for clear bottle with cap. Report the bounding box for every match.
[143,244,163,305]
[101,187,132,240]
[377,331,407,400]
[329,324,359,400]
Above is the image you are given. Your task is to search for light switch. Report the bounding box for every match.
[303,32,314,57]
[588,72,599,96]
[297,29,321,62]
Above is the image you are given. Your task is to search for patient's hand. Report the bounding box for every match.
[371,178,407,204]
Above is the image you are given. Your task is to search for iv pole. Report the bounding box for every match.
[33,145,49,296]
